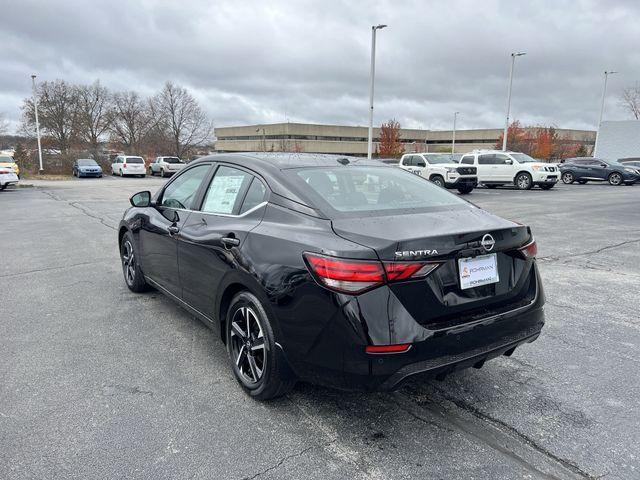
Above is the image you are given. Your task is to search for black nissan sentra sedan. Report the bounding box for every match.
[118,153,544,400]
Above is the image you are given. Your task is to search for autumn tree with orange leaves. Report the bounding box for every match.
[378,119,404,157]
[496,121,589,161]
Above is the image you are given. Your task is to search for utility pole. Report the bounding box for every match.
[31,74,44,173]
[452,111,459,154]
[502,52,526,151]
[367,24,387,159]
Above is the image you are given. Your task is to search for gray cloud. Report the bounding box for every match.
[1,0,639,134]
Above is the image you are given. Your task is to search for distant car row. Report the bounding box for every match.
[70,155,187,179]
[393,149,640,192]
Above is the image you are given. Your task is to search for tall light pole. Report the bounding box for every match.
[451,111,459,154]
[367,24,387,159]
[31,74,44,173]
[502,52,526,151]
[598,70,617,126]
[594,70,617,155]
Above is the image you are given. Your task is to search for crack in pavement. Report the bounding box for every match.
[0,259,107,278]
[422,389,602,480]
[241,443,328,480]
[39,188,117,231]
[539,238,640,263]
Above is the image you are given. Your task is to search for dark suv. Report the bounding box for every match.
[559,157,640,185]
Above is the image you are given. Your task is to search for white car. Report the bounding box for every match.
[459,150,558,190]
[111,155,146,177]
[148,156,186,177]
[0,166,19,190]
[398,153,478,194]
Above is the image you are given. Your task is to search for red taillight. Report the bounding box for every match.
[519,239,537,258]
[304,253,385,293]
[365,344,411,354]
[303,253,440,294]
[123,163,127,168]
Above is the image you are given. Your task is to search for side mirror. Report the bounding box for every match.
[600,164,607,168]
[130,191,152,207]
[505,159,513,165]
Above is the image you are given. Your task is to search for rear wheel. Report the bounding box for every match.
[457,184,474,194]
[515,172,533,190]
[430,175,445,188]
[226,291,295,400]
[0,184,6,191]
[161,168,167,178]
[120,232,150,293]
[561,172,574,184]
[608,172,623,186]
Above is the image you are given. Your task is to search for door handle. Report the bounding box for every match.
[221,236,240,248]
[168,225,179,235]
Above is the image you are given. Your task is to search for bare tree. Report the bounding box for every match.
[0,112,9,136]
[76,80,112,158]
[21,79,78,153]
[152,82,212,158]
[621,83,640,119]
[110,91,156,154]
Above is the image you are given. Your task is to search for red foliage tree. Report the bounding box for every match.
[378,119,404,157]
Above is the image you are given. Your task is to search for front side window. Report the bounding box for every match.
[201,166,253,215]
[293,166,466,215]
[161,164,210,210]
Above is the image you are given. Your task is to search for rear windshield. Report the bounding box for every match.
[164,157,182,164]
[291,166,467,215]
[125,157,144,164]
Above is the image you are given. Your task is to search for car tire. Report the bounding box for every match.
[120,231,150,293]
[226,291,295,401]
[430,175,445,188]
[539,184,554,190]
[457,185,474,194]
[149,168,154,176]
[0,184,6,191]
[161,168,166,178]
[608,172,623,186]
[515,172,533,190]
[561,172,574,184]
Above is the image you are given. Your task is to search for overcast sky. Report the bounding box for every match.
[1,0,639,134]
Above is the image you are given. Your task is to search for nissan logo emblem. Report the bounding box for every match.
[481,234,495,252]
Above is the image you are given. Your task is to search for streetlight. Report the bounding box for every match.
[502,52,526,151]
[452,111,459,154]
[598,70,617,126]
[367,24,387,159]
[255,127,266,152]
[31,74,44,173]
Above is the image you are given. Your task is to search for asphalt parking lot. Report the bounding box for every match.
[2,178,639,480]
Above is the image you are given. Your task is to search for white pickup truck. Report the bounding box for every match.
[398,153,477,194]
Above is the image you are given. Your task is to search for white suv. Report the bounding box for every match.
[398,153,477,194]
[459,150,558,190]
[111,155,146,177]
[149,156,186,177]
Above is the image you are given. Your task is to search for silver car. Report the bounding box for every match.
[148,156,185,177]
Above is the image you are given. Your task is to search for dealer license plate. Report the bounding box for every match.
[458,253,499,290]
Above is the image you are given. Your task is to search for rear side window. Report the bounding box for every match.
[161,164,210,209]
[240,178,267,214]
[460,155,474,165]
[201,166,253,215]
[478,154,494,165]
[293,166,466,214]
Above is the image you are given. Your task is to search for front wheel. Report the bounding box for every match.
[515,172,533,190]
[430,175,445,188]
[457,185,474,194]
[608,172,623,186]
[226,291,295,400]
[120,232,150,293]
[561,172,574,184]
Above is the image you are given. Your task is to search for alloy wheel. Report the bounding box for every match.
[562,172,574,184]
[609,173,622,186]
[121,240,136,285]
[516,173,532,190]
[230,306,266,384]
